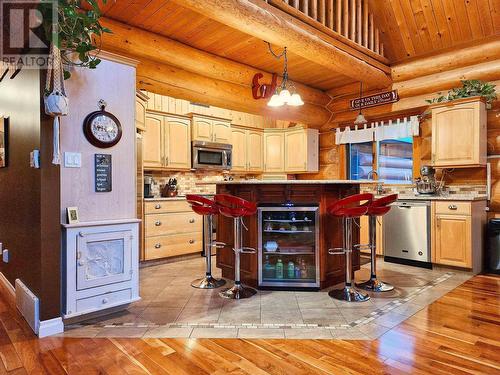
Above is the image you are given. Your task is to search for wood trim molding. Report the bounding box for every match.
[38,317,64,338]
[0,272,15,308]
[98,50,139,67]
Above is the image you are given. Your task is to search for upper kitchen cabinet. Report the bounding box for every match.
[264,130,285,173]
[191,114,231,143]
[285,128,319,173]
[143,112,191,171]
[431,97,487,167]
[231,127,263,173]
[135,90,149,132]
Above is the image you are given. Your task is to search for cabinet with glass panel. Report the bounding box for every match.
[257,205,319,289]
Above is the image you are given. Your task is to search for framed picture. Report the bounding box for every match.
[0,116,8,168]
[67,207,80,224]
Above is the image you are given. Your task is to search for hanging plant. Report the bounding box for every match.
[425,80,497,109]
[39,0,112,80]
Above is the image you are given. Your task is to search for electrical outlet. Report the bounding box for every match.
[2,249,8,263]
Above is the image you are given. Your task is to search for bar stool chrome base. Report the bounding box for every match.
[219,283,257,299]
[329,286,370,302]
[356,278,394,292]
[191,274,226,289]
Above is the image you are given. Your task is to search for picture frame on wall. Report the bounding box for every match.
[0,116,9,168]
[67,207,80,224]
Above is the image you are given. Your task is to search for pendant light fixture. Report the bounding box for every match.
[354,82,368,125]
[266,43,304,107]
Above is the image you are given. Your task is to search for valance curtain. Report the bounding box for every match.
[335,116,420,145]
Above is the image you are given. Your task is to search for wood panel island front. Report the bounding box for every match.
[211,180,374,290]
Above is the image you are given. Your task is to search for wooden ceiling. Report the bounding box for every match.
[370,0,500,63]
[100,0,355,91]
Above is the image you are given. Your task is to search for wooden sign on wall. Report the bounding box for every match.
[95,154,112,192]
[350,90,399,110]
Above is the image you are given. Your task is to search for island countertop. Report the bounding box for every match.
[198,179,377,185]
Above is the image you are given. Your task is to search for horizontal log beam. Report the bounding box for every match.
[100,18,330,107]
[170,0,391,88]
[137,59,332,127]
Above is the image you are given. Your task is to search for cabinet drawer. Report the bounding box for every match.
[435,201,471,215]
[145,212,201,236]
[145,200,191,214]
[76,289,132,314]
[145,232,202,260]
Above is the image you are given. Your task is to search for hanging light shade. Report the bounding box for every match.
[353,81,367,125]
[288,93,304,106]
[267,93,284,107]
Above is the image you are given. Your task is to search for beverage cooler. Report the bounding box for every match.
[258,205,320,289]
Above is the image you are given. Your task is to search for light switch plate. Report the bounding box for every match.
[2,249,8,263]
[64,152,82,168]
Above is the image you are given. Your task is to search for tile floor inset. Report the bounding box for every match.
[63,257,471,339]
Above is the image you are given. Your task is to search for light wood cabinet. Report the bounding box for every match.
[231,127,263,172]
[359,216,383,255]
[264,130,285,172]
[191,114,231,143]
[431,97,487,167]
[285,128,319,173]
[143,112,191,170]
[432,200,486,273]
[135,91,148,132]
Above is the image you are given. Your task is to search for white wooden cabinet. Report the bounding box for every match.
[231,127,263,172]
[191,114,231,143]
[135,91,148,132]
[264,130,285,172]
[62,220,140,319]
[430,97,487,167]
[143,112,191,170]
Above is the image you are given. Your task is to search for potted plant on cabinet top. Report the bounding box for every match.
[426,80,497,109]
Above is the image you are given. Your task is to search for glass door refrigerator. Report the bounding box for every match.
[258,205,320,289]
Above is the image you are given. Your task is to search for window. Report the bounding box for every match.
[348,137,413,184]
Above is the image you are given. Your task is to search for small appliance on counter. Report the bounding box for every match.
[415,165,439,195]
[144,175,154,198]
[161,178,178,197]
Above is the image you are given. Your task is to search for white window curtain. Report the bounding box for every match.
[335,115,420,145]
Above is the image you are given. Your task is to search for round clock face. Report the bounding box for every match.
[83,110,122,148]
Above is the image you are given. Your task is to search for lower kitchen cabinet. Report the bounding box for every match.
[144,199,203,260]
[432,200,486,272]
[359,216,383,255]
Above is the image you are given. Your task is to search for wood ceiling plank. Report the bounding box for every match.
[398,0,426,53]
[389,0,417,57]
[488,0,500,34]
[418,0,444,50]
[128,0,167,26]
[452,0,474,42]
[409,0,435,51]
[428,0,453,48]
[464,0,484,39]
[440,0,463,44]
[476,0,494,36]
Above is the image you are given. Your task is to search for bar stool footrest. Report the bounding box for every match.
[212,241,226,249]
[353,243,374,251]
[328,247,347,255]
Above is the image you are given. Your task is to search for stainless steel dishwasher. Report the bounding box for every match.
[383,200,432,269]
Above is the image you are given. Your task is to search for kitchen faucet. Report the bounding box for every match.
[367,170,384,195]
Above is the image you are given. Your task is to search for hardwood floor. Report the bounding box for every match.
[0,274,498,374]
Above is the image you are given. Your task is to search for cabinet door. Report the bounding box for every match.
[192,118,212,142]
[166,118,191,170]
[213,120,231,143]
[359,216,383,255]
[247,130,264,172]
[432,102,481,166]
[264,132,285,172]
[143,114,163,168]
[231,128,248,171]
[435,214,471,268]
[135,99,146,132]
[285,130,307,172]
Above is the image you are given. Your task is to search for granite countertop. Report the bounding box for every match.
[144,194,214,201]
[196,179,377,185]
[394,194,487,201]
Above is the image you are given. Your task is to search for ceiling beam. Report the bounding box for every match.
[100,18,330,107]
[169,0,392,89]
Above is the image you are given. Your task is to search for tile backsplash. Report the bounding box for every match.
[147,170,256,196]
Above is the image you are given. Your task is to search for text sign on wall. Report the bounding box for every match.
[350,90,399,110]
[95,154,112,192]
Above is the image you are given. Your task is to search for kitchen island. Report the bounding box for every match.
[209,180,375,289]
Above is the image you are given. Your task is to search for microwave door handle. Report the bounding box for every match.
[223,150,228,166]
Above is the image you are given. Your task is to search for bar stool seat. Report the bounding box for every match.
[356,194,398,292]
[328,193,373,302]
[186,194,226,289]
[215,194,257,300]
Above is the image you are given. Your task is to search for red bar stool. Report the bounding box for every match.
[328,193,373,302]
[214,194,257,299]
[186,195,226,289]
[356,194,398,292]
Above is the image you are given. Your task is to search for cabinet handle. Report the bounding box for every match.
[189,239,195,244]
[77,260,85,267]
[102,298,108,304]
[189,218,195,223]
[155,221,162,226]
[155,243,161,249]
[155,204,161,209]
[165,156,169,165]
[448,205,458,210]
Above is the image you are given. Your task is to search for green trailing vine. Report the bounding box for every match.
[425,80,497,108]
[39,0,112,79]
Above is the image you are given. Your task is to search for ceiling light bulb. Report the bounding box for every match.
[279,89,291,103]
[267,94,283,107]
[354,113,368,125]
[288,93,304,106]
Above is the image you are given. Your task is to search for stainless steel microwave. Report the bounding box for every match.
[192,141,232,170]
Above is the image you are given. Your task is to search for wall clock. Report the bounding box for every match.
[83,100,122,148]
